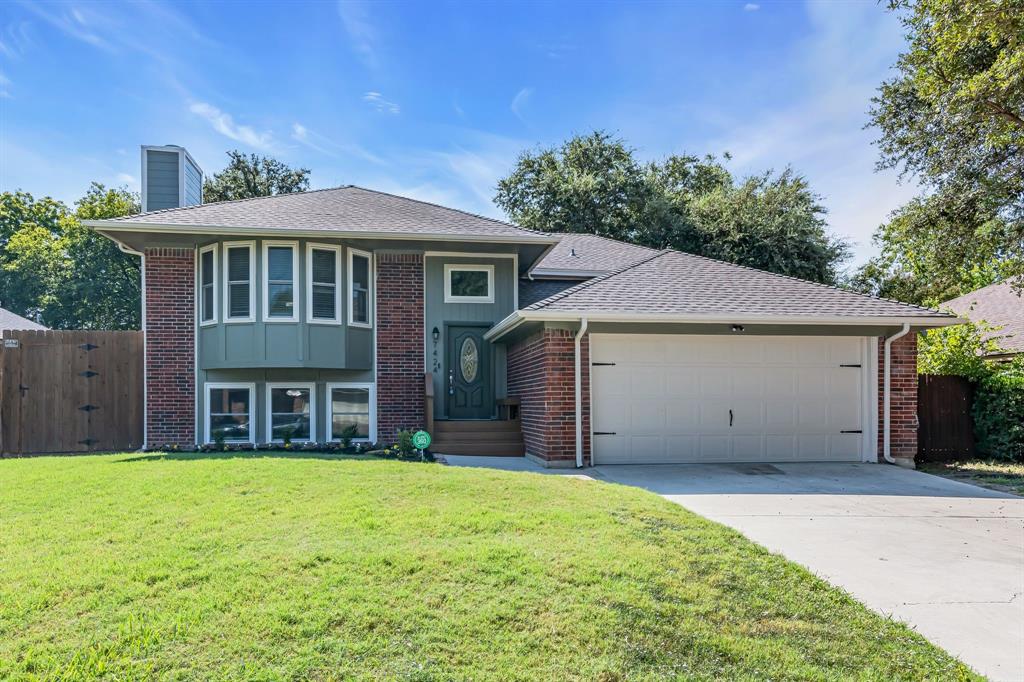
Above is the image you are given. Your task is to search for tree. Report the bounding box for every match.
[864,0,1024,294]
[0,184,141,329]
[495,131,850,284]
[203,150,311,202]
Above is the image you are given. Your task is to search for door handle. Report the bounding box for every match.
[448,369,455,395]
[729,409,733,427]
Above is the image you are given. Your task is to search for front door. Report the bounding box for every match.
[446,325,492,419]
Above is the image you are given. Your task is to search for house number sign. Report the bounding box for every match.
[412,430,432,450]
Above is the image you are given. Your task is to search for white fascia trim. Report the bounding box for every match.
[198,243,218,326]
[485,310,964,340]
[444,263,495,304]
[83,221,559,245]
[266,382,316,443]
[222,240,256,323]
[204,382,257,444]
[348,248,374,328]
[306,242,342,324]
[262,240,300,323]
[325,382,377,443]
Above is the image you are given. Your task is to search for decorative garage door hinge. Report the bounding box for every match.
[840,430,863,433]
[593,431,617,435]
[839,364,862,368]
[591,362,616,366]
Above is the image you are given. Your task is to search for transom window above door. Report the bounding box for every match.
[444,264,494,303]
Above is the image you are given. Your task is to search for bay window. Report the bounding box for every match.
[348,249,372,327]
[307,243,341,323]
[199,244,217,324]
[223,242,254,322]
[264,241,298,322]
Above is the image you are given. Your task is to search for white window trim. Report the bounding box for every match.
[222,240,255,323]
[262,240,300,323]
[265,382,316,443]
[204,382,256,444]
[306,243,342,324]
[199,243,218,326]
[326,382,377,443]
[347,248,374,328]
[444,263,494,304]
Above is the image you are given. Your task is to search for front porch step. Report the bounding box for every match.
[431,419,525,457]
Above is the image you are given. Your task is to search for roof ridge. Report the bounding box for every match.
[109,184,355,222]
[657,247,947,316]
[526,249,671,310]
[549,231,658,252]
[345,185,548,236]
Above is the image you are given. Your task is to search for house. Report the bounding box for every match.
[941,280,1023,360]
[0,307,47,332]
[84,145,961,468]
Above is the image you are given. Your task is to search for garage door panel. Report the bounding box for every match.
[591,334,868,464]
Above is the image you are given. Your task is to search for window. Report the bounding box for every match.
[306,243,341,323]
[444,264,494,303]
[223,242,254,322]
[327,383,376,442]
[348,249,372,327]
[199,244,217,325]
[206,383,255,443]
[266,383,315,442]
[263,241,298,322]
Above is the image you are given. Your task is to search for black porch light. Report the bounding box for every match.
[432,327,440,342]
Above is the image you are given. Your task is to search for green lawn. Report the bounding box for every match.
[1,453,977,681]
[920,458,1024,496]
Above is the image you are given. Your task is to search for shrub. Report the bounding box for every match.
[339,424,360,449]
[973,368,1024,461]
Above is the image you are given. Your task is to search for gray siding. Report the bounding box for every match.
[424,256,517,418]
[183,155,202,206]
[145,150,180,211]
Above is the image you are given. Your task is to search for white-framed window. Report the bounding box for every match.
[205,382,255,444]
[444,264,494,303]
[326,382,376,443]
[223,241,255,323]
[348,249,373,327]
[263,241,299,322]
[199,244,218,325]
[266,382,315,443]
[306,243,341,324]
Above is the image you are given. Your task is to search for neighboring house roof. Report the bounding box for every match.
[490,249,959,339]
[0,307,47,331]
[88,185,554,243]
[530,233,658,277]
[941,280,1024,355]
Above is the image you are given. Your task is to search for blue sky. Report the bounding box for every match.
[0,1,920,267]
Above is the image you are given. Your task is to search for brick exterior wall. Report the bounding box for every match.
[878,332,918,462]
[507,328,590,465]
[375,252,425,441]
[144,248,195,446]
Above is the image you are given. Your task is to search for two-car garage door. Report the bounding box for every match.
[590,334,874,464]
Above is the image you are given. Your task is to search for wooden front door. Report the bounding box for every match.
[446,325,492,419]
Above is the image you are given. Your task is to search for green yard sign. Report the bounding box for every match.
[412,430,432,450]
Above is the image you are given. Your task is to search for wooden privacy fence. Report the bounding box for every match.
[1,330,144,455]
[918,374,975,462]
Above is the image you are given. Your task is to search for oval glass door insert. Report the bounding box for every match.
[460,337,479,383]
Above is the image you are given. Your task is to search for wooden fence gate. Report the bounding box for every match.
[918,374,975,462]
[0,330,144,455]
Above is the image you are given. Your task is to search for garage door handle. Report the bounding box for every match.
[594,431,617,436]
[841,430,862,434]
[729,409,733,427]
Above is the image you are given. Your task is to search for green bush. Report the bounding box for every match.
[973,369,1024,461]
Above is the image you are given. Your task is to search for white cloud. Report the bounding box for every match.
[337,1,378,68]
[19,2,112,50]
[744,3,760,11]
[292,121,387,165]
[510,87,533,122]
[189,102,274,150]
[115,172,137,185]
[362,91,400,114]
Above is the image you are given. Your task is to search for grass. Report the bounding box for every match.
[919,458,1024,496]
[0,452,978,681]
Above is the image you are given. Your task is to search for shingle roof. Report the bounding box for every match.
[0,307,47,331]
[531,233,658,274]
[98,185,551,241]
[942,280,1023,354]
[526,249,953,320]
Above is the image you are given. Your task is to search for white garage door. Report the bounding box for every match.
[591,334,872,464]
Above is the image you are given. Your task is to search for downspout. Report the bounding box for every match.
[883,323,911,464]
[574,317,589,468]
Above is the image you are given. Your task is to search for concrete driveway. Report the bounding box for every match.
[445,457,1024,680]
[594,463,1024,682]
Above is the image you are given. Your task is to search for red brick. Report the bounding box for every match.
[375,252,425,440]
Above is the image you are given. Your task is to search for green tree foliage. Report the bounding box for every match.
[495,132,850,284]
[858,0,1024,301]
[0,184,140,329]
[203,150,311,203]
